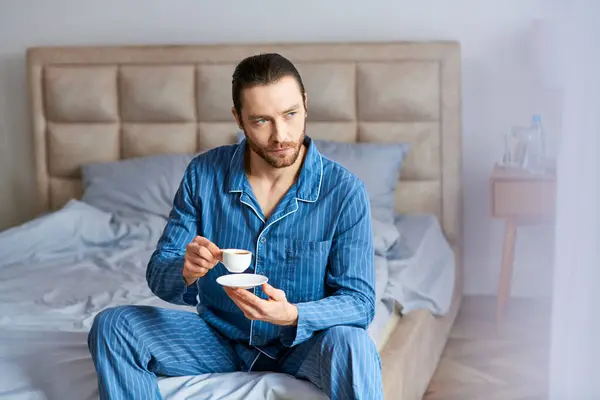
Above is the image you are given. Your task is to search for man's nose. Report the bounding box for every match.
[271,119,287,142]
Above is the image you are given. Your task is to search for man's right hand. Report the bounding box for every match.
[183,236,222,286]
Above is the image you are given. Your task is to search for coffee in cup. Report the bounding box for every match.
[220,249,252,273]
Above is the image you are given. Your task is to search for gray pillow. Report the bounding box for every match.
[81,153,197,220]
[314,140,409,224]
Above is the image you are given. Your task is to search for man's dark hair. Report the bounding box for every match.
[231,53,306,118]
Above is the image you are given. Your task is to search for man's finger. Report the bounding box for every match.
[232,288,268,311]
[232,288,268,308]
[185,253,213,270]
[187,242,200,254]
[262,283,286,301]
[194,236,221,259]
[184,262,208,276]
[225,288,257,305]
[224,288,263,318]
[185,253,207,266]
[196,246,215,262]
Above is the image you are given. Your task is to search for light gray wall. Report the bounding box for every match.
[0,0,558,297]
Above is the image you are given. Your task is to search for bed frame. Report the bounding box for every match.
[26,41,463,399]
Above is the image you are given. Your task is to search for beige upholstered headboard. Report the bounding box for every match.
[26,41,462,247]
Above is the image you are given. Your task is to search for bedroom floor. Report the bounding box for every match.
[423,295,551,400]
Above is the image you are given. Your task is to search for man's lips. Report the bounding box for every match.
[268,147,293,153]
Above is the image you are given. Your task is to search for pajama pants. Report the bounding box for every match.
[88,305,383,400]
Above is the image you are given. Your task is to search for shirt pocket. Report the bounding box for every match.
[284,239,332,304]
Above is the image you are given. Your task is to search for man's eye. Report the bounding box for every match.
[286,112,296,118]
[255,119,266,125]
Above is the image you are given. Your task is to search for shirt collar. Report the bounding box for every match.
[227,136,322,202]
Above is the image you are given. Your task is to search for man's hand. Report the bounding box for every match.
[224,283,298,326]
[183,236,221,286]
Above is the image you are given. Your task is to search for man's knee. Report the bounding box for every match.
[88,305,135,348]
[322,325,378,356]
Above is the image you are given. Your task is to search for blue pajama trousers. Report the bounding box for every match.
[88,305,383,400]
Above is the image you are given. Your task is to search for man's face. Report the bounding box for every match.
[233,76,307,169]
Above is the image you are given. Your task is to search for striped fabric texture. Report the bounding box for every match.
[88,304,383,399]
[147,136,377,354]
[89,136,383,399]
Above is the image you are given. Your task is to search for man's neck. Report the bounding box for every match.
[246,144,307,189]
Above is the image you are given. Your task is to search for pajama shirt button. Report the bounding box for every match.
[260,237,266,244]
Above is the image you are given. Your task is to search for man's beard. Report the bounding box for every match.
[244,125,306,169]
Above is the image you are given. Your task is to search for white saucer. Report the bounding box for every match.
[216,273,268,289]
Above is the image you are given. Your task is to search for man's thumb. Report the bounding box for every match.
[263,283,285,300]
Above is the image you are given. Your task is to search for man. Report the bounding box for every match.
[88,53,383,400]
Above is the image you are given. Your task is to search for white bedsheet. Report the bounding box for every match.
[0,328,329,400]
[0,200,331,399]
[383,214,456,316]
[0,201,452,399]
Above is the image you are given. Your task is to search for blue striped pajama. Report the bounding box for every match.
[88,136,383,399]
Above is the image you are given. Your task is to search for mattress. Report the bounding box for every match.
[372,299,402,352]
[0,201,455,399]
[380,276,461,400]
[379,214,462,400]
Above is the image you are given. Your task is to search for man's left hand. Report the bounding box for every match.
[223,283,298,326]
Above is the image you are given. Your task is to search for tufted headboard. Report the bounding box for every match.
[26,41,462,248]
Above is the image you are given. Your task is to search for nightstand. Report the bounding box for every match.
[490,164,557,324]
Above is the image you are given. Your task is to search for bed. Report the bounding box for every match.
[0,41,463,399]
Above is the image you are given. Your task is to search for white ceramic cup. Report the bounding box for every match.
[220,249,252,273]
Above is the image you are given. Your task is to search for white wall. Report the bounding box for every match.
[0,0,557,297]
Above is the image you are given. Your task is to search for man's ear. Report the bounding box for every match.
[303,93,308,116]
[231,107,243,130]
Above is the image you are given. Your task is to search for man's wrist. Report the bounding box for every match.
[286,304,298,326]
[183,275,197,287]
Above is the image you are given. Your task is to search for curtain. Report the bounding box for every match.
[543,0,600,398]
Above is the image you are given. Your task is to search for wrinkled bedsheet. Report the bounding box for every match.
[0,201,399,399]
[0,201,333,399]
[0,199,454,399]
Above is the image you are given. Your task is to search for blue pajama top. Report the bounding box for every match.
[146,136,376,359]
